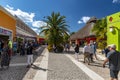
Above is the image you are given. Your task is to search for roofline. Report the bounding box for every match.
[0,5,16,20]
[15,16,37,35]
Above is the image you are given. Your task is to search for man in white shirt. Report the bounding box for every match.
[83,43,91,65]
[89,43,94,62]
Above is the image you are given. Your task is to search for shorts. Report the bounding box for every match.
[110,69,119,78]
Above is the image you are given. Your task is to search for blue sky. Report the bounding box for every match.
[0,0,120,34]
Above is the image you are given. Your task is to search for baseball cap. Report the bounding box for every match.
[109,44,116,49]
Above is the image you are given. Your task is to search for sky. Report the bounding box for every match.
[0,0,120,35]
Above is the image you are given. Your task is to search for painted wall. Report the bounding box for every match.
[107,12,120,51]
[0,10,16,40]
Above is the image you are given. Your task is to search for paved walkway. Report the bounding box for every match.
[0,46,120,80]
[0,46,45,80]
[48,53,92,80]
[68,47,120,80]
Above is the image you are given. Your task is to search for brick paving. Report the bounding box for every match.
[69,47,120,80]
[1,46,120,80]
[47,53,92,80]
[0,46,45,80]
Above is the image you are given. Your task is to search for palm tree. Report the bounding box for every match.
[40,12,69,49]
[92,18,107,49]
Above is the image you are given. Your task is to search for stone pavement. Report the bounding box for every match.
[68,47,120,80]
[0,46,120,80]
[47,53,92,80]
[0,46,45,80]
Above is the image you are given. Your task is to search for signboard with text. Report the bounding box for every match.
[0,27,12,36]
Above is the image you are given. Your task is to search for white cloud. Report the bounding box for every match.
[81,16,90,23]
[31,28,40,35]
[78,20,82,24]
[78,16,90,24]
[32,21,47,28]
[112,0,120,3]
[5,5,35,23]
[5,5,47,34]
[6,5,14,10]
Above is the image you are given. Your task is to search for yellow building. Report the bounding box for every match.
[0,5,16,41]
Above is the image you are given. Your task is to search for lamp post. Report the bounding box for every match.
[109,26,115,32]
[109,26,120,32]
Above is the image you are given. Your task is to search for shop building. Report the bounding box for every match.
[15,16,37,42]
[70,17,97,46]
[107,12,120,51]
[0,5,16,41]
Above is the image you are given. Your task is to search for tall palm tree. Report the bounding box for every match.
[92,18,107,49]
[40,12,69,47]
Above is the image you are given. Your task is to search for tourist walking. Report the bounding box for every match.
[13,41,17,56]
[65,43,70,52]
[93,42,98,60]
[20,42,25,56]
[8,39,12,58]
[103,44,120,80]
[26,42,34,68]
[1,42,10,69]
[74,44,79,61]
[104,45,110,57]
[83,43,91,65]
[89,43,94,62]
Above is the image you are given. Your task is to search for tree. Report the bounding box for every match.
[92,18,107,49]
[70,32,75,35]
[63,33,70,43]
[40,12,69,51]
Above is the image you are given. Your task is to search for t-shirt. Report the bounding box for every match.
[107,50,120,70]
[89,45,94,54]
[8,40,12,48]
[83,45,90,53]
[27,44,33,55]
[74,46,79,53]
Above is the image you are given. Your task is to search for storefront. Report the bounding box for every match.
[0,6,16,41]
[0,26,12,40]
[16,26,37,42]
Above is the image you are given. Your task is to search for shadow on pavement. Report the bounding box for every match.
[31,64,53,72]
[31,64,47,71]
[89,63,103,67]
[0,46,46,80]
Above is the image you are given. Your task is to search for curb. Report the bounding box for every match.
[23,48,48,80]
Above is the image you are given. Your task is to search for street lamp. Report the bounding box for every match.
[109,25,120,33]
[109,26,115,32]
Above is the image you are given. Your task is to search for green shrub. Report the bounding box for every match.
[97,40,107,49]
[47,45,53,52]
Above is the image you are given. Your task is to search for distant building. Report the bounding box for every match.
[70,17,97,45]
[37,35,45,44]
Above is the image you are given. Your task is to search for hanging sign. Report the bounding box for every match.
[0,27,12,35]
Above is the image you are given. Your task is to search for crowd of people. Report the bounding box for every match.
[74,41,97,63]
[73,42,120,80]
[0,39,39,69]
[0,38,120,80]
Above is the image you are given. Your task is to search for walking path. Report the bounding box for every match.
[0,46,120,80]
[66,54,104,80]
[0,46,45,80]
[47,53,92,80]
[33,48,49,80]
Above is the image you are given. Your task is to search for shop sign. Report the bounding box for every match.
[0,27,12,35]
